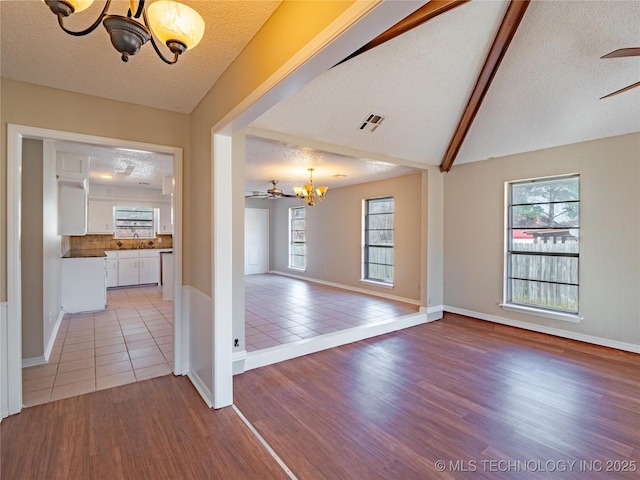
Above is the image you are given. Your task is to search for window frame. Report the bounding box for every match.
[288,206,306,271]
[361,196,394,286]
[114,206,157,239]
[501,174,582,322]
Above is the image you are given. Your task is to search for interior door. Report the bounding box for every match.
[245,208,269,275]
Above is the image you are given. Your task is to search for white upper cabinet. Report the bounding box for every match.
[57,153,88,235]
[57,154,88,188]
[87,200,114,234]
[60,184,87,236]
[158,203,173,234]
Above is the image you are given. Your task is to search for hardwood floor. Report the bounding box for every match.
[233,313,640,479]
[1,376,287,479]
[3,313,638,479]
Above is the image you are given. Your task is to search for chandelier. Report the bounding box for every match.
[42,0,205,64]
[293,168,328,207]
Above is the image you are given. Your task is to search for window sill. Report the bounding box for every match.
[359,279,394,289]
[499,303,583,323]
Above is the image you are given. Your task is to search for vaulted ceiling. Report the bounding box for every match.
[250,0,639,175]
[2,1,639,193]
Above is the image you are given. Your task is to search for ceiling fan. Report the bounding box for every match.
[245,180,295,199]
[600,47,640,99]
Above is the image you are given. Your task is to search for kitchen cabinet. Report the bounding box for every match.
[117,251,140,287]
[60,184,87,235]
[88,200,114,234]
[139,250,160,284]
[61,257,106,313]
[106,251,118,287]
[158,203,173,234]
[107,250,160,287]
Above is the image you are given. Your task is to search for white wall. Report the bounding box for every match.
[444,133,640,348]
[42,141,62,357]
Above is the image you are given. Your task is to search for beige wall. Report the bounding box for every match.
[0,78,190,302]
[444,133,640,345]
[271,173,424,301]
[21,139,44,359]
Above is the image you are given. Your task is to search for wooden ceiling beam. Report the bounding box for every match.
[334,0,470,67]
[439,0,530,173]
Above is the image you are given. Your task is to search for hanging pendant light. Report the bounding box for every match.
[293,168,328,207]
[42,0,205,64]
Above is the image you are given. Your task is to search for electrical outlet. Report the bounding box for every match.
[158,237,162,244]
[92,239,97,244]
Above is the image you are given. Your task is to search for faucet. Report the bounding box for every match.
[133,233,141,248]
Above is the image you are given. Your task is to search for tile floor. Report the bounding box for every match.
[22,285,173,407]
[245,274,419,352]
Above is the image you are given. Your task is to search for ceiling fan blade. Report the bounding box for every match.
[600,81,640,99]
[601,48,640,59]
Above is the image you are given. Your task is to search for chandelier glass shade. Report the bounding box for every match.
[42,0,205,64]
[293,168,328,207]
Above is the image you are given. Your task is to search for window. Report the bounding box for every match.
[363,196,394,284]
[505,175,579,316]
[289,207,306,269]
[115,206,156,238]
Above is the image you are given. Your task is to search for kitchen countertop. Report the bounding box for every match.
[105,248,173,252]
[63,249,107,258]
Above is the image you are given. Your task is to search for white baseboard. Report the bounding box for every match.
[1,302,7,421]
[244,311,433,372]
[187,369,213,408]
[233,350,247,375]
[44,309,64,363]
[422,305,444,322]
[444,306,640,354]
[22,356,47,368]
[270,270,421,306]
[21,308,65,368]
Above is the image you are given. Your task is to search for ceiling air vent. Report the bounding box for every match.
[358,113,385,132]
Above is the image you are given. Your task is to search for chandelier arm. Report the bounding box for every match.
[129,0,145,19]
[142,7,179,65]
[56,0,112,37]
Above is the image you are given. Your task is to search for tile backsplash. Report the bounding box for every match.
[68,234,173,251]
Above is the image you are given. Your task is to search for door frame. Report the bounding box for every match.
[5,124,184,416]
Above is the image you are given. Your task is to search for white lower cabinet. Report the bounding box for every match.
[118,258,140,286]
[139,251,160,284]
[61,257,106,313]
[106,251,119,288]
[106,250,160,287]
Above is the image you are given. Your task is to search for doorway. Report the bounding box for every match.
[244,208,269,275]
[5,124,184,416]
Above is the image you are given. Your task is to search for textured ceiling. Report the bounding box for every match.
[244,135,419,196]
[55,140,173,189]
[0,0,281,113]
[252,0,640,167]
[3,1,638,191]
